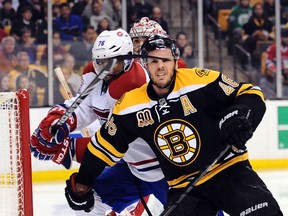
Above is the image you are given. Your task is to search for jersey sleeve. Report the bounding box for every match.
[76,107,136,185]
[199,69,266,130]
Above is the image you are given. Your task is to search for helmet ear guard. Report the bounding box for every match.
[140,34,180,64]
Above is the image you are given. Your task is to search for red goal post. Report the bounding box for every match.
[0,89,33,216]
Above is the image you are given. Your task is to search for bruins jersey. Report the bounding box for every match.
[82,68,266,188]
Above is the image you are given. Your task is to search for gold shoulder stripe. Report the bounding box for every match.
[173,68,220,92]
[96,131,124,158]
[87,142,116,166]
[113,83,151,115]
[238,89,265,101]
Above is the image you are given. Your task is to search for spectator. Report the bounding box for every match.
[265,28,288,85]
[227,0,252,54]
[10,6,36,43]
[71,0,90,17]
[96,17,111,35]
[0,74,10,92]
[0,0,17,28]
[182,43,195,68]
[15,74,38,106]
[60,53,82,92]
[53,3,84,42]
[40,31,67,67]
[176,31,188,57]
[17,29,37,64]
[8,51,48,105]
[102,0,122,29]
[150,6,169,34]
[128,0,153,21]
[16,0,45,22]
[35,13,48,44]
[127,5,138,30]
[0,26,8,41]
[53,72,76,104]
[229,0,252,39]
[0,36,17,75]
[69,25,95,71]
[263,0,275,24]
[52,4,61,20]
[241,3,274,68]
[203,0,214,16]
[82,1,111,31]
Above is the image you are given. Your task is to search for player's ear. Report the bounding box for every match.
[175,59,179,70]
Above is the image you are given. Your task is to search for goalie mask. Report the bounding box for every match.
[92,29,133,81]
[129,17,166,54]
[140,34,180,64]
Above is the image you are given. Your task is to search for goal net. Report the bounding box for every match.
[0,89,33,216]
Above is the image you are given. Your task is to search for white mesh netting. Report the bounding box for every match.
[0,92,24,216]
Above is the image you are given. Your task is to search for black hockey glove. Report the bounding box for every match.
[219,105,253,152]
[65,173,94,212]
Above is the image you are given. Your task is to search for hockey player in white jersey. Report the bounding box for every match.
[30,27,169,215]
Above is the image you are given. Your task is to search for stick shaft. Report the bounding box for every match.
[160,145,230,216]
[52,58,117,134]
[54,67,90,137]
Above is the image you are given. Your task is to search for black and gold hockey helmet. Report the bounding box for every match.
[140,33,180,64]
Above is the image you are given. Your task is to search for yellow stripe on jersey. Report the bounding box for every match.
[113,83,150,115]
[113,68,220,115]
[168,152,249,188]
[236,84,265,101]
[87,142,116,166]
[173,68,220,92]
[96,131,125,158]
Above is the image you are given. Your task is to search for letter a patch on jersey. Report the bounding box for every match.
[180,95,197,116]
[218,82,235,96]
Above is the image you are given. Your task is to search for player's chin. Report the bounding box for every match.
[155,81,170,89]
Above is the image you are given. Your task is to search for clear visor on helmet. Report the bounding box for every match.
[92,58,125,81]
[92,59,110,74]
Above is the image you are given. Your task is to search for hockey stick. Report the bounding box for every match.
[159,145,231,216]
[160,110,251,215]
[51,58,117,134]
[54,67,90,137]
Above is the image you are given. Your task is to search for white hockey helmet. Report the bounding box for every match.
[129,17,166,38]
[92,29,133,80]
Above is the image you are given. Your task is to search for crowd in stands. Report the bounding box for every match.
[0,0,285,105]
[0,0,182,107]
[205,0,288,98]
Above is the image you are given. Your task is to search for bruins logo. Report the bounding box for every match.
[154,119,201,166]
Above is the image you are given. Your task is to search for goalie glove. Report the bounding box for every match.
[38,104,77,147]
[65,173,95,212]
[219,105,253,152]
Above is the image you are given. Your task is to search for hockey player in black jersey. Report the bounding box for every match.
[65,34,283,215]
